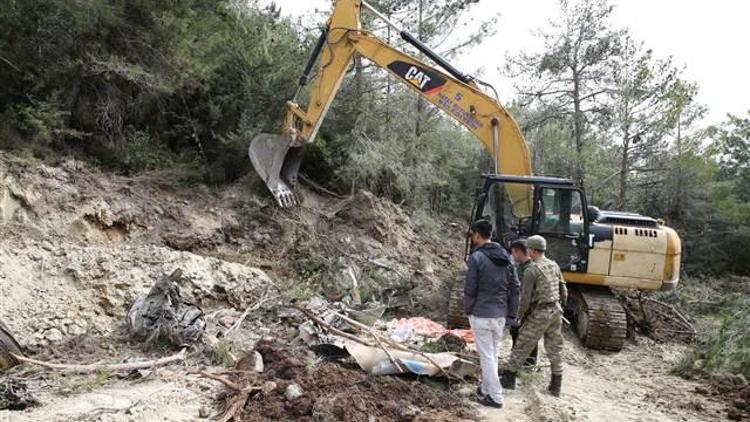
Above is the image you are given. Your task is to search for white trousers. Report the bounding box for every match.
[470,315,506,403]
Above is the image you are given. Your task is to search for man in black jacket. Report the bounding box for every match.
[464,220,520,408]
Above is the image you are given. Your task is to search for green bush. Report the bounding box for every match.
[0,99,85,152]
[666,277,750,378]
[0,0,304,176]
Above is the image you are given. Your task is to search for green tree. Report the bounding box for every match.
[607,35,699,208]
[0,0,304,179]
[714,111,750,202]
[507,0,623,186]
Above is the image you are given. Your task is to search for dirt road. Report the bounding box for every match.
[477,331,726,422]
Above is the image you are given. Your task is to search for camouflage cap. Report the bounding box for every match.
[527,235,547,251]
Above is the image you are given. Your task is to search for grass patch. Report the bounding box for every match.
[209,339,237,367]
[661,276,750,379]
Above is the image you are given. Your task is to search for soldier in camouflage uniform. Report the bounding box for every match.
[501,235,568,397]
[508,239,538,367]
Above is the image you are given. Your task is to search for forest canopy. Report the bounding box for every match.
[0,0,748,275]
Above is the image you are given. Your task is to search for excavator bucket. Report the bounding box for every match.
[248,133,303,207]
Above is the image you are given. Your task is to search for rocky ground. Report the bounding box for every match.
[0,153,742,421]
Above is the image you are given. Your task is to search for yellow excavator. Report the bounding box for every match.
[249,0,682,351]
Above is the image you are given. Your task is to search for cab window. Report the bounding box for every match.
[538,188,584,235]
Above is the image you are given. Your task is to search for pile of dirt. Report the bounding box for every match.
[0,152,463,325]
[0,237,271,348]
[215,340,475,422]
[695,374,750,420]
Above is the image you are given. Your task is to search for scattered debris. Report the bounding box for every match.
[624,294,696,343]
[295,304,476,379]
[235,351,265,374]
[344,342,475,378]
[127,269,206,347]
[0,377,38,410]
[202,340,476,421]
[386,317,474,344]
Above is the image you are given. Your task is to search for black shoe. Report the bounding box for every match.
[500,371,516,389]
[477,395,503,409]
[474,384,487,401]
[548,374,562,397]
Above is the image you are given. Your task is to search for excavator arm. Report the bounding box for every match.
[249,0,532,209]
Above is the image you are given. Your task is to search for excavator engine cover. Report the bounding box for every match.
[248,133,303,207]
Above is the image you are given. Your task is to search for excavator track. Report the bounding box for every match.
[446,271,470,329]
[570,287,627,351]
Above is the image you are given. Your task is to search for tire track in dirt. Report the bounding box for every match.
[478,332,726,421]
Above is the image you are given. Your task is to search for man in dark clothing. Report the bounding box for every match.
[509,239,538,367]
[464,220,520,408]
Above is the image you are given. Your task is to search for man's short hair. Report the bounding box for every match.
[510,239,527,254]
[470,219,493,239]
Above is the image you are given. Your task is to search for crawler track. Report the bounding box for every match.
[446,271,470,329]
[571,287,627,351]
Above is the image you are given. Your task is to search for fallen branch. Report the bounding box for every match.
[367,259,405,277]
[10,349,186,374]
[225,294,276,335]
[646,298,694,330]
[371,332,406,373]
[333,310,450,378]
[293,305,375,348]
[200,371,244,391]
[299,173,346,199]
[218,391,251,422]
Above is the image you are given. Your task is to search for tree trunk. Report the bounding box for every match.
[572,75,585,187]
[532,127,544,173]
[619,137,629,209]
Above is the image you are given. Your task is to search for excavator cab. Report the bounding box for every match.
[470,174,590,273]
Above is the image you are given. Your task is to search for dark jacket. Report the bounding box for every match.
[464,242,520,319]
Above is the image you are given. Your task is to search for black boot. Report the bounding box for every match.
[548,374,562,397]
[501,371,516,389]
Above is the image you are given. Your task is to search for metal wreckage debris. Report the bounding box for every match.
[294,300,477,379]
[127,269,206,348]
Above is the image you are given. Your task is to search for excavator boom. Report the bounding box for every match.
[249,0,532,209]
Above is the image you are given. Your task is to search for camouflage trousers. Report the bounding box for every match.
[506,305,564,375]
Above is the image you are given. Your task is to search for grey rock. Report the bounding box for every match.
[285,383,303,401]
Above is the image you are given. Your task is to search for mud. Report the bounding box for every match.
[699,374,750,421]
[227,341,475,422]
